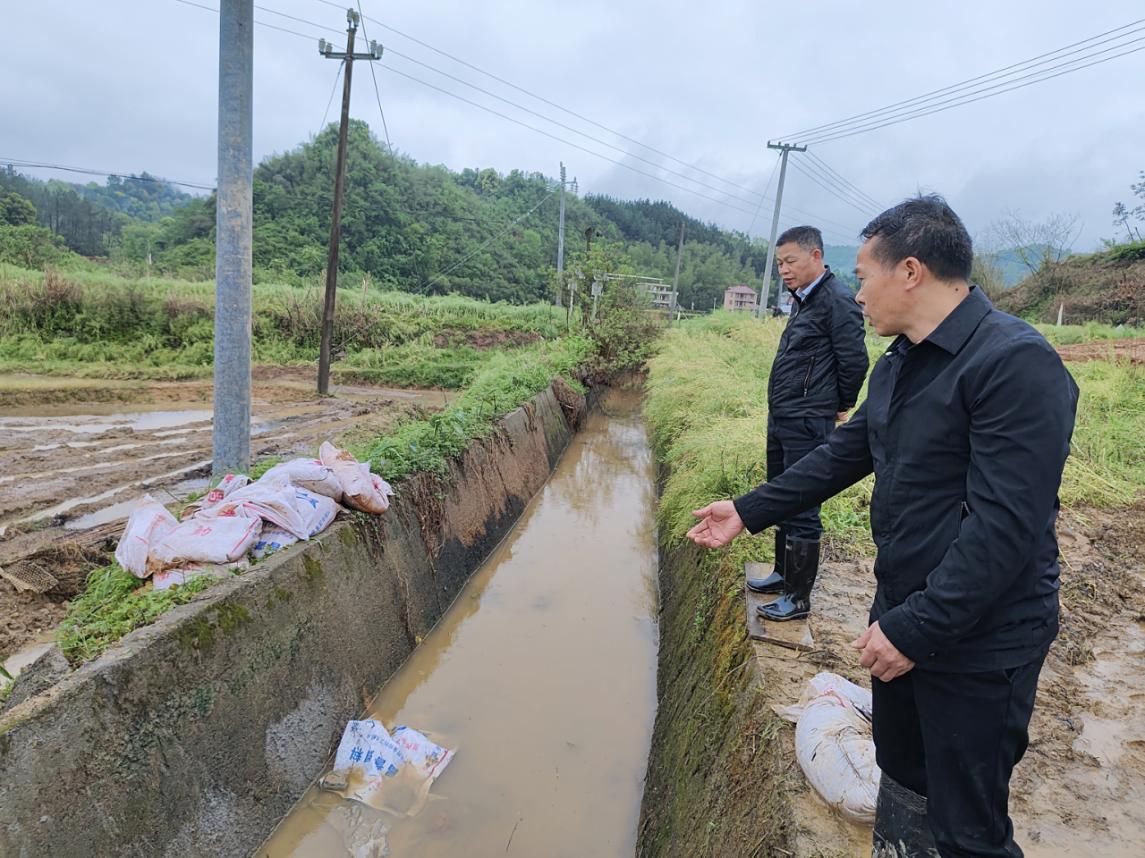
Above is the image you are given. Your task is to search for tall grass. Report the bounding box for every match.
[645,311,1145,567]
[644,312,877,563]
[0,265,564,385]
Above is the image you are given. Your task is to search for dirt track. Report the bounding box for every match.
[752,505,1145,857]
[1057,338,1145,366]
[0,370,444,659]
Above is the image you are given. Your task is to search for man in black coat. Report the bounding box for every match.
[688,195,1078,857]
[746,225,869,621]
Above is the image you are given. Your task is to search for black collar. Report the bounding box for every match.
[925,285,992,355]
[885,285,992,358]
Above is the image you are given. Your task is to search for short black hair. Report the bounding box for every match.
[776,225,823,254]
[859,194,972,281]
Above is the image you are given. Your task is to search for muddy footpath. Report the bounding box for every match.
[0,370,444,661]
[748,505,1145,857]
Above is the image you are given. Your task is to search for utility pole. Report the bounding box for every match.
[756,141,806,318]
[316,10,383,395]
[556,162,567,306]
[670,221,686,313]
[212,0,253,476]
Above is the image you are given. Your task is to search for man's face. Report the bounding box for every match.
[855,238,909,336]
[775,242,824,292]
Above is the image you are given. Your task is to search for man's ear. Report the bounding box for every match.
[901,256,924,291]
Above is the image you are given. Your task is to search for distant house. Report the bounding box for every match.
[723,284,757,312]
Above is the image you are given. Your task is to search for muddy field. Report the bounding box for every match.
[751,504,1145,857]
[0,370,444,660]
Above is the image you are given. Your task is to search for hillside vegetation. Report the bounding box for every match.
[2,123,788,312]
[996,242,1145,325]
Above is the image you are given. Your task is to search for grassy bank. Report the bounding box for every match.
[0,265,565,386]
[637,310,1145,855]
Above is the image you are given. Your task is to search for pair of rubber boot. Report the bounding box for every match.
[746,529,820,622]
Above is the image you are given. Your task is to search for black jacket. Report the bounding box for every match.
[767,269,868,418]
[736,288,1079,672]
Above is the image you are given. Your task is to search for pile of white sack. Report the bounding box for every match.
[115,442,393,588]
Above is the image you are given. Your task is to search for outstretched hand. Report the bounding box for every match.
[687,500,745,548]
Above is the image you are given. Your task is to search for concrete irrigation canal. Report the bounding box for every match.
[0,382,684,857]
[260,387,658,856]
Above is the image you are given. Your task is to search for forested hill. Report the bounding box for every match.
[3,122,797,309]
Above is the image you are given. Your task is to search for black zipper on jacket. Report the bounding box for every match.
[802,356,816,396]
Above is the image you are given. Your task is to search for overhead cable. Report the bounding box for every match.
[783,18,1145,141]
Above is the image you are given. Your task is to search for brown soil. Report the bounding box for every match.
[431,329,540,350]
[1056,339,1145,366]
[0,370,442,660]
[748,504,1145,857]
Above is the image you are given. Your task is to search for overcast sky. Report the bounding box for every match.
[2,0,1142,250]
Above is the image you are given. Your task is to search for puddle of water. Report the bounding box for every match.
[259,389,659,858]
[17,459,212,527]
[1,634,56,692]
[0,409,212,435]
[64,475,211,530]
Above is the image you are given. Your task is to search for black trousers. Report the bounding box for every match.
[766,414,835,541]
[871,655,1046,857]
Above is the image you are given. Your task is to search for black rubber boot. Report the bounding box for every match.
[746,529,787,593]
[871,774,940,857]
[757,537,818,622]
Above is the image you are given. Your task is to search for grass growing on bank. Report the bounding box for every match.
[1061,358,1145,507]
[1037,321,1145,346]
[644,312,878,567]
[645,312,1145,564]
[58,564,214,665]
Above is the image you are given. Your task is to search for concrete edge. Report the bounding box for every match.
[0,380,587,858]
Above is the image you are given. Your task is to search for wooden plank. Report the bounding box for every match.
[744,562,815,652]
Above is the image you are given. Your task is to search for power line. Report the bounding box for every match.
[805,152,884,211]
[320,58,345,132]
[425,186,559,290]
[1,158,215,191]
[174,0,340,46]
[784,17,1145,140]
[173,0,863,236]
[250,0,779,212]
[803,39,1145,145]
[745,152,781,237]
[788,159,873,217]
[355,1,394,154]
[309,0,773,200]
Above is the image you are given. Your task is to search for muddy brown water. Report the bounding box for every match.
[258,389,659,858]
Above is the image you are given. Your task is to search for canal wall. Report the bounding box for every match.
[636,481,799,857]
[0,381,586,858]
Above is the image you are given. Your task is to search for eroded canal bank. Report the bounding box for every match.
[261,387,659,857]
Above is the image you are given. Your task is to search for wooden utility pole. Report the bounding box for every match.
[316,10,382,395]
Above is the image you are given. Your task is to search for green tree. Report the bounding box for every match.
[1,191,37,226]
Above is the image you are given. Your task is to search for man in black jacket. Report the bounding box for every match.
[688,196,1078,857]
[747,225,868,621]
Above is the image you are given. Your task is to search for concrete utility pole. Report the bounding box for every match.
[213,0,253,476]
[756,141,806,318]
[316,10,383,395]
[670,221,686,313]
[556,162,567,306]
